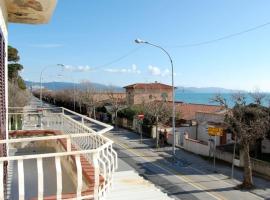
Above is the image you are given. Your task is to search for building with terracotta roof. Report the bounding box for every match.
[171,102,230,146]
[174,102,225,121]
[124,82,173,105]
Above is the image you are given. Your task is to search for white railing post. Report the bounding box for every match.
[102,149,110,181]
[75,155,83,198]
[18,159,25,200]
[92,152,100,200]
[67,136,71,152]
[55,156,62,200]
[61,108,65,131]
[8,115,11,130]
[7,107,117,199]
[81,117,84,125]
[15,115,18,130]
[37,158,44,200]
[61,115,64,131]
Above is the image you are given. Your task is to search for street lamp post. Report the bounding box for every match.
[39,66,49,107]
[39,64,63,107]
[135,39,176,156]
[57,64,76,111]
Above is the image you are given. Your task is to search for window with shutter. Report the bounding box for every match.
[0,29,7,199]
[0,30,6,141]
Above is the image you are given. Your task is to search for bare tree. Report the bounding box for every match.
[74,89,84,113]
[142,97,171,148]
[8,80,30,107]
[212,93,270,189]
[106,87,126,127]
[210,93,228,108]
[81,82,100,119]
[250,89,266,105]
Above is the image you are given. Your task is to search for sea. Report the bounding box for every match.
[175,92,270,108]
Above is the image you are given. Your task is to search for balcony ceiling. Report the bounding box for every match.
[5,0,57,24]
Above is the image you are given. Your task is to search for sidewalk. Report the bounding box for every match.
[105,128,270,200]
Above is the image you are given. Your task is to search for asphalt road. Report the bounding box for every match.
[27,97,269,200]
[115,143,202,200]
[105,129,266,200]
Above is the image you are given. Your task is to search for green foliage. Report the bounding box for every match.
[8,45,26,90]
[226,103,270,145]
[96,106,107,113]
[8,63,23,80]
[17,76,26,90]
[118,107,136,121]
[213,93,270,188]
[8,45,20,62]
[118,105,144,121]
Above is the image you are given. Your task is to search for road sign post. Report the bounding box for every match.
[208,127,223,137]
[138,114,144,144]
[208,127,223,172]
[214,135,216,171]
[231,134,237,179]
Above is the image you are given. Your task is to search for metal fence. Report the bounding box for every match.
[1,107,118,200]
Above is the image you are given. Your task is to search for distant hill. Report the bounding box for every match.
[26,81,246,94]
[25,81,124,92]
[176,86,246,94]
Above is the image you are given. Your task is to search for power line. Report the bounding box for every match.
[91,46,143,70]
[169,21,270,48]
[84,21,270,71]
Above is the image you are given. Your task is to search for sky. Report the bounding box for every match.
[8,0,270,92]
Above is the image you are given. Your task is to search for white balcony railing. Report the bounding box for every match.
[1,107,118,200]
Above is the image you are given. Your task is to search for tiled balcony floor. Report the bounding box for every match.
[7,147,76,200]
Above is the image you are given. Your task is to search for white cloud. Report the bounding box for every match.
[104,64,141,74]
[148,65,161,76]
[29,43,63,48]
[163,68,170,77]
[62,65,93,72]
[148,65,171,77]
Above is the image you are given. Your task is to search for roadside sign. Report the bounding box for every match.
[137,114,144,120]
[208,127,223,136]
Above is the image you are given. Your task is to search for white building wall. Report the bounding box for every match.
[183,137,210,157]
[0,0,8,38]
[196,112,224,145]
[180,126,197,139]
[197,123,221,145]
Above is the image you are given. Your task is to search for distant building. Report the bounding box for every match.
[124,82,173,105]
[174,102,225,123]
[173,102,229,146]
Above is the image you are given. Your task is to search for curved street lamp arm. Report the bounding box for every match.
[140,41,176,156]
[144,42,173,66]
[40,64,63,106]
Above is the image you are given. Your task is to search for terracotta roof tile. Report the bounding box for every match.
[124,82,173,90]
[173,102,225,120]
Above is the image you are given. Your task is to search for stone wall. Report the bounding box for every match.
[251,158,270,177]
[182,134,210,156]
[126,88,173,105]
